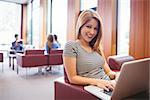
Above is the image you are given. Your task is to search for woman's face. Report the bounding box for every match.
[80,18,98,44]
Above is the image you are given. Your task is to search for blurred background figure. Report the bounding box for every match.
[45,34,54,72]
[45,34,61,54]
[45,34,54,54]
[44,34,61,72]
[11,34,24,53]
[53,34,61,48]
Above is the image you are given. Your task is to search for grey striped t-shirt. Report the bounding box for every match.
[63,41,110,80]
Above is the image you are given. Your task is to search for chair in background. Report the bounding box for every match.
[54,55,135,100]
[9,50,23,70]
[45,49,63,72]
[16,49,48,75]
[107,55,135,72]
[0,53,4,72]
[49,49,63,65]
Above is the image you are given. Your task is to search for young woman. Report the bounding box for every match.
[63,9,116,91]
[45,34,54,54]
[45,34,54,71]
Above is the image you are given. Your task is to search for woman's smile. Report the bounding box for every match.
[80,18,98,43]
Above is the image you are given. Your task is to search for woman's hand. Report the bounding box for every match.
[95,79,116,91]
[107,71,117,80]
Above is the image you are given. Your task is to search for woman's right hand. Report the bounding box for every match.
[95,79,116,91]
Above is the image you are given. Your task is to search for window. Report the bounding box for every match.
[27,2,32,44]
[117,0,130,55]
[0,1,21,57]
[32,0,40,48]
[47,0,52,34]
[50,0,68,48]
[0,1,21,45]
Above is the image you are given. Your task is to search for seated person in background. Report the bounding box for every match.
[45,34,54,54]
[45,34,60,71]
[63,9,116,91]
[45,34,61,54]
[53,34,61,48]
[11,34,24,53]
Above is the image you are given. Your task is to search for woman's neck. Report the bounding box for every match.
[78,39,89,47]
[77,39,93,53]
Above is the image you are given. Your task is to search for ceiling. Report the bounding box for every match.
[0,0,32,4]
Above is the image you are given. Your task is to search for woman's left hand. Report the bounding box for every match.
[107,71,117,80]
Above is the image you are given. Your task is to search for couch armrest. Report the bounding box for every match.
[107,55,135,71]
[54,77,98,100]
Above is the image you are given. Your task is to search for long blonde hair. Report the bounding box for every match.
[47,34,53,49]
[76,9,103,55]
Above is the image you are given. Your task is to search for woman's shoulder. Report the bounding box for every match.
[66,40,76,44]
[64,41,79,50]
[65,41,78,46]
[63,41,79,56]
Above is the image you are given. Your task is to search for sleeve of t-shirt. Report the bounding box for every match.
[63,41,78,57]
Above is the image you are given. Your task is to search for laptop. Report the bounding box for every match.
[84,58,150,100]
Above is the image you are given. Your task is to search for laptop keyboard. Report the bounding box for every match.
[103,90,112,96]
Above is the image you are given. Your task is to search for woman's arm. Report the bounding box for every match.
[63,56,95,85]
[63,56,115,91]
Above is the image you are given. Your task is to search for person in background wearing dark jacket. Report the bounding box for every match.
[11,34,23,53]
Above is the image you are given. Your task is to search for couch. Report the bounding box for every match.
[107,55,135,71]
[16,49,63,75]
[49,49,63,65]
[16,49,48,74]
